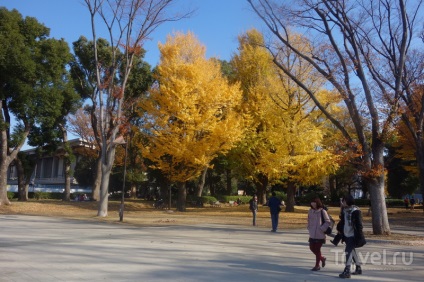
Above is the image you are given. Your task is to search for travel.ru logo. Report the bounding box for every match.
[330,249,414,266]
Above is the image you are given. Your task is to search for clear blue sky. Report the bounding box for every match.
[0,0,264,67]
[1,0,264,147]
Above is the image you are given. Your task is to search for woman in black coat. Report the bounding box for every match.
[338,194,366,278]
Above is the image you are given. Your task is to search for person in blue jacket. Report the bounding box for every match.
[268,191,282,232]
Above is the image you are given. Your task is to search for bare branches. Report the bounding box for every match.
[81,0,192,216]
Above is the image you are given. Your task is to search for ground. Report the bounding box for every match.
[1,199,423,243]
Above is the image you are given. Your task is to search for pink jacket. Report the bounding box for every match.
[307,208,331,240]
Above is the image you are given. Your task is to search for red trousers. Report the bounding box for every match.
[309,242,324,267]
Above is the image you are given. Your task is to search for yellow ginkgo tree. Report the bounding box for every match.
[231,29,338,210]
[139,32,245,211]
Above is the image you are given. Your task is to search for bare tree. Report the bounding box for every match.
[399,50,424,204]
[83,0,192,216]
[68,107,101,200]
[248,0,423,234]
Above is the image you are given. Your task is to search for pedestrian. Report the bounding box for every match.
[307,197,331,271]
[268,191,282,232]
[404,197,409,210]
[249,194,258,226]
[410,197,415,210]
[338,194,366,278]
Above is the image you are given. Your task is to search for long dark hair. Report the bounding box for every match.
[343,194,355,206]
[310,197,324,209]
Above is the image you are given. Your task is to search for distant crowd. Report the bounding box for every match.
[403,196,422,210]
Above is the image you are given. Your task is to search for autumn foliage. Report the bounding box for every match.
[139,32,245,183]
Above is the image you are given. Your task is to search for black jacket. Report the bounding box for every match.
[249,199,258,211]
[338,207,366,248]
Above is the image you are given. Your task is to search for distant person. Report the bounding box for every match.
[404,197,409,210]
[338,194,366,278]
[249,195,258,226]
[237,198,242,205]
[268,192,282,232]
[307,197,331,271]
[410,197,415,210]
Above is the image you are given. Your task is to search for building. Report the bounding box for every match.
[7,139,93,194]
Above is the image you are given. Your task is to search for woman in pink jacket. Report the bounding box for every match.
[307,197,331,271]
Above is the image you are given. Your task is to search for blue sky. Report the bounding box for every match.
[1,0,264,67]
[1,0,264,147]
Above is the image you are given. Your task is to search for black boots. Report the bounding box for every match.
[352,265,362,275]
[339,265,361,278]
[339,266,351,278]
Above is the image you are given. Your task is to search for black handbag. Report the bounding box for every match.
[321,210,335,235]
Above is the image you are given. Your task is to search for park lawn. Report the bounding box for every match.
[1,199,423,243]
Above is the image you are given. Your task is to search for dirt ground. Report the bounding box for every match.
[1,199,423,243]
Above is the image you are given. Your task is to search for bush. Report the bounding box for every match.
[200,196,218,204]
[7,192,16,200]
[385,199,404,207]
[34,192,50,200]
[220,195,251,204]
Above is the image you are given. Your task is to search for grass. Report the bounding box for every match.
[1,198,423,243]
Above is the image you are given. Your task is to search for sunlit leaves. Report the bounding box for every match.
[139,32,244,183]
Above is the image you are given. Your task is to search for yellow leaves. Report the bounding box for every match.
[139,32,245,183]
[231,28,339,185]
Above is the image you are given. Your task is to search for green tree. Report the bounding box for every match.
[0,8,74,205]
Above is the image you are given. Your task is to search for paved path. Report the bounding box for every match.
[1,215,423,282]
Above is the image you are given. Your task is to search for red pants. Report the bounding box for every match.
[309,242,324,267]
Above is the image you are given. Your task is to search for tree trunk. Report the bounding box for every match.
[285,181,296,212]
[328,174,337,201]
[130,182,137,199]
[63,160,71,201]
[160,183,168,203]
[97,165,112,217]
[254,173,268,205]
[91,156,102,201]
[196,167,208,197]
[367,142,391,235]
[176,182,187,211]
[226,168,232,195]
[0,126,11,205]
[416,139,424,213]
[62,130,71,201]
[0,164,10,205]
[366,175,391,235]
[97,147,116,217]
[16,158,28,201]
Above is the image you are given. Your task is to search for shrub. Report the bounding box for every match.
[220,195,251,204]
[34,192,50,200]
[200,196,218,204]
[7,192,16,200]
[385,199,404,207]
[50,193,64,200]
